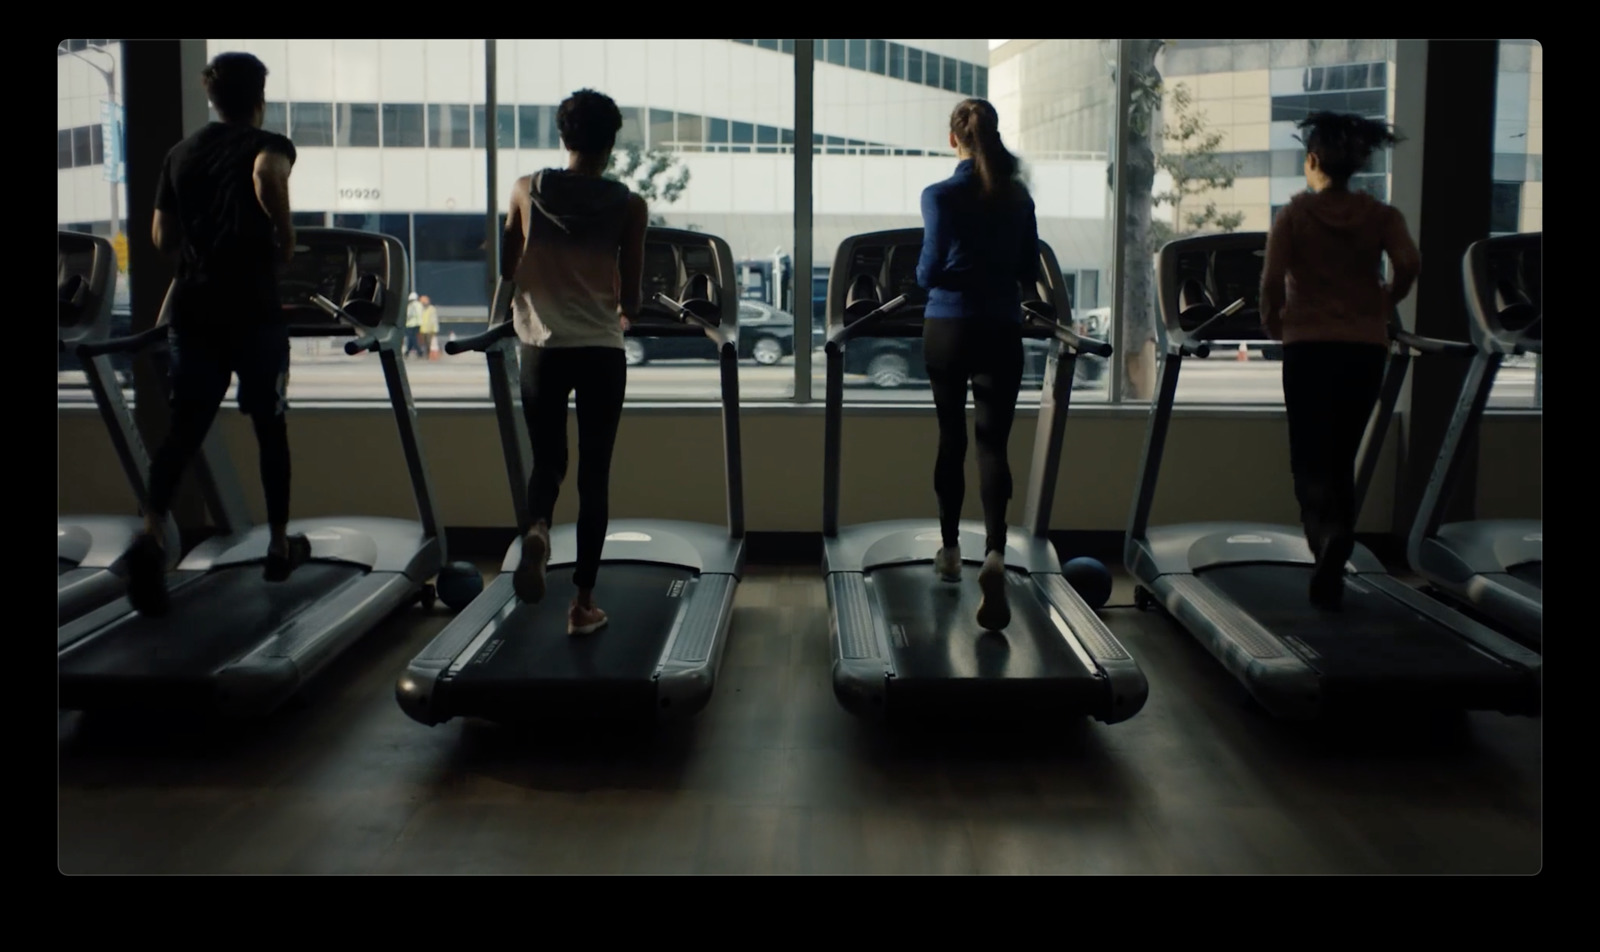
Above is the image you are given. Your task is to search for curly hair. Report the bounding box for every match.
[1295,111,1402,183]
[557,88,624,155]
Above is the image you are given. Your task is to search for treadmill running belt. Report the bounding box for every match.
[449,564,694,684]
[1201,564,1514,680]
[1508,562,1542,589]
[870,563,1090,681]
[58,562,367,680]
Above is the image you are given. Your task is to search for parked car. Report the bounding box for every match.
[624,300,796,367]
[844,306,1110,391]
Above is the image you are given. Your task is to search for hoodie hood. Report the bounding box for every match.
[1294,188,1388,231]
[529,169,632,238]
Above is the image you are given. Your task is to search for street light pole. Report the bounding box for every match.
[63,45,120,245]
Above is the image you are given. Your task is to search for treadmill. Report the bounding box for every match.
[58,228,480,717]
[57,230,182,625]
[1407,233,1542,647]
[397,227,746,726]
[1125,231,1541,719]
[821,228,1148,725]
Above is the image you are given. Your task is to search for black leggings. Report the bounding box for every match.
[1281,341,1388,560]
[520,344,627,591]
[148,324,292,527]
[923,317,1025,554]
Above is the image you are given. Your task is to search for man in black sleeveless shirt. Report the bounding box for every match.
[123,52,309,617]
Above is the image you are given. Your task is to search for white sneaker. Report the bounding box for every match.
[975,551,1011,631]
[934,546,962,582]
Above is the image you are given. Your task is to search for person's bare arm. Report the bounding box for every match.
[152,209,182,256]
[1259,206,1292,340]
[617,194,649,330]
[1383,206,1421,305]
[502,176,528,282]
[253,150,295,265]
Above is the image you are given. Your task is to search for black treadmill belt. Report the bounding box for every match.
[1200,564,1512,681]
[450,565,692,684]
[1508,562,1542,589]
[58,562,367,679]
[869,563,1089,681]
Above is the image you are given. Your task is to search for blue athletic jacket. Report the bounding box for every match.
[915,159,1039,322]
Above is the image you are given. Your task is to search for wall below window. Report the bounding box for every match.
[58,407,1541,545]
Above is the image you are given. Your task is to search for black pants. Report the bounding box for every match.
[148,321,292,526]
[1281,341,1387,566]
[923,317,1025,554]
[521,344,627,591]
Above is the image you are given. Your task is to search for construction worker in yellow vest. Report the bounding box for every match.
[405,292,424,358]
[419,294,440,359]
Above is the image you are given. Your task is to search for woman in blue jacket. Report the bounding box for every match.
[916,98,1039,632]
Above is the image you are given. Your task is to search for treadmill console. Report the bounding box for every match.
[827,228,1071,338]
[1467,232,1541,347]
[279,229,397,329]
[633,226,739,336]
[1157,232,1268,342]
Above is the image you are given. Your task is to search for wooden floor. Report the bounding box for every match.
[57,564,1542,875]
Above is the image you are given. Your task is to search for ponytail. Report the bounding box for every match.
[951,98,1023,200]
[1295,111,1402,184]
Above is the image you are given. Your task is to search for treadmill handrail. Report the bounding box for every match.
[652,291,731,347]
[825,294,909,350]
[76,323,168,359]
[446,320,519,355]
[1022,302,1113,357]
[1394,329,1476,357]
[310,293,384,355]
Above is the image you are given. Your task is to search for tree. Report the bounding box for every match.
[1116,41,1244,401]
[605,144,691,226]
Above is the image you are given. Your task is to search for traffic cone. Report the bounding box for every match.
[1236,341,1249,362]
[430,334,443,361]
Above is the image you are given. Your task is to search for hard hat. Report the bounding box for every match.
[409,292,419,301]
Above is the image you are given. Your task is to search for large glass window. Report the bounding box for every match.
[428,104,470,148]
[336,103,380,148]
[471,103,515,149]
[290,102,334,146]
[812,39,1115,405]
[262,102,288,136]
[1140,39,1398,404]
[57,40,130,400]
[497,39,795,400]
[517,104,558,150]
[383,103,424,147]
[1487,39,1541,410]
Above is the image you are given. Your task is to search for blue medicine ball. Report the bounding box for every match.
[437,561,484,610]
[1062,556,1113,610]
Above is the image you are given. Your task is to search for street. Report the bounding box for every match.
[59,348,1541,408]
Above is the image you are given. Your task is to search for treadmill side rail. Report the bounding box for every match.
[1160,574,1324,718]
[216,571,419,716]
[827,572,894,716]
[1036,575,1149,723]
[1362,574,1543,675]
[655,573,739,717]
[397,573,518,725]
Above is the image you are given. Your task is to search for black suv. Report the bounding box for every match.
[623,300,796,367]
[840,305,1110,391]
